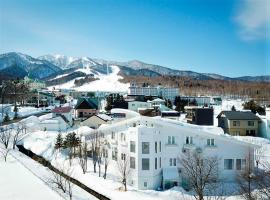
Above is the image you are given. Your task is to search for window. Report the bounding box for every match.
[224,159,234,170]
[142,158,150,170]
[168,136,176,145]
[130,157,135,169]
[120,133,126,142]
[168,136,171,144]
[130,141,136,153]
[112,148,118,161]
[159,157,161,168]
[121,153,126,160]
[248,121,254,126]
[207,139,215,146]
[170,158,177,166]
[155,142,157,153]
[186,136,193,145]
[159,141,161,152]
[172,136,175,144]
[233,121,240,126]
[144,182,147,187]
[155,158,157,169]
[173,158,177,166]
[236,159,246,170]
[142,142,150,154]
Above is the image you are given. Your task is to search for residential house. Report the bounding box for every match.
[217,111,261,136]
[75,97,99,119]
[93,115,257,190]
[185,106,214,125]
[81,114,112,129]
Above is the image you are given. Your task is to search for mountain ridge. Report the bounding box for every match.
[0,52,269,83]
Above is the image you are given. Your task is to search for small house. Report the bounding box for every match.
[217,111,261,136]
[75,97,99,119]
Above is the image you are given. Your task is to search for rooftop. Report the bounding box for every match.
[217,111,261,120]
[52,106,72,113]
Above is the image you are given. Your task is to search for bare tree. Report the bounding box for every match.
[12,121,27,149]
[103,143,110,179]
[48,161,74,200]
[78,141,88,174]
[0,127,12,149]
[0,146,10,162]
[49,169,67,193]
[237,150,257,200]
[180,151,219,200]
[90,131,101,173]
[117,153,130,191]
[255,160,270,199]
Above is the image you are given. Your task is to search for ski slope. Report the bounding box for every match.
[48,65,129,92]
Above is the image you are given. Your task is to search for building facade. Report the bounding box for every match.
[129,83,179,101]
[94,115,257,190]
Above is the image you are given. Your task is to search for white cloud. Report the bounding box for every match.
[235,0,270,40]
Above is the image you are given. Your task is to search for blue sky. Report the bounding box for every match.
[0,0,269,77]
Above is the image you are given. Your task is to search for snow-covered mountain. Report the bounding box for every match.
[1,52,269,86]
[38,54,99,70]
[0,52,61,79]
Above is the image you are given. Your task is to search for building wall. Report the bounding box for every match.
[128,101,151,112]
[76,109,97,118]
[228,119,259,136]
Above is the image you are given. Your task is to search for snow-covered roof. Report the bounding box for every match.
[149,98,165,102]
[96,114,112,121]
[52,106,72,113]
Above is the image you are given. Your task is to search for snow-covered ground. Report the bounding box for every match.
[0,106,49,123]
[0,149,98,200]
[20,123,269,200]
[0,151,64,200]
[48,65,129,93]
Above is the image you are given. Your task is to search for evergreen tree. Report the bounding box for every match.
[105,95,113,111]
[55,133,63,149]
[63,132,80,156]
[231,105,236,111]
[243,100,265,115]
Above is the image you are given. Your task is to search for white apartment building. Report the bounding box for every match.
[129,82,179,101]
[95,113,257,190]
